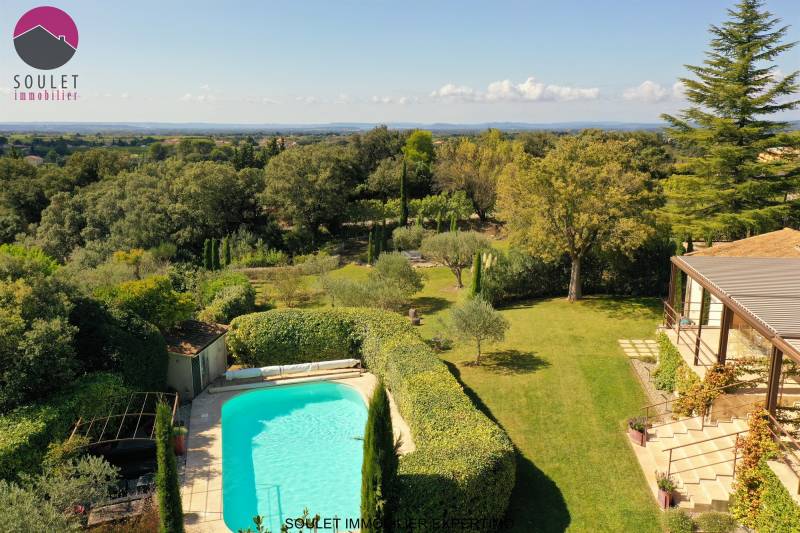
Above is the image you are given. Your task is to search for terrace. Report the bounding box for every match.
[630,230,800,511]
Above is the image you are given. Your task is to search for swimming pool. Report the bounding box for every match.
[221,382,367,532]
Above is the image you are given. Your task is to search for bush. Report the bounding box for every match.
[361,381,396,531]
[227,309,515,530]
[102,275,195,331]
[663,508,694,533]
[695,512,737,533]
[391,225,428,251]
[0,373,131,480]
[198,284,257,324]
[196,271,251,306]
[155,402,183,533]
[232,248,288,268]
[293,251,339,275]
[480,249,569,305]
[71,299,169,391]
[755,463,800,532]
[653,332,689,392]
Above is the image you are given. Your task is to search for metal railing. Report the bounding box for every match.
[662,428,749,480]
[640,379,764,440]
[662,300,718,367]
[766,412,800,495]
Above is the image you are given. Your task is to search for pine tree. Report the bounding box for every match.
[211,239,220,270]
[449,213,457,232]
[155,402,184,533]
[661,0,800,239]
[203,239,212,270]
[223,236,232,267]
[399,160,409,227]
[367,228,374,264]
[361,381,396,533]
[469,252,482,297]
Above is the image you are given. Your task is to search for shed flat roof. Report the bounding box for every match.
[165,320,227,356]
[674,256,800,361]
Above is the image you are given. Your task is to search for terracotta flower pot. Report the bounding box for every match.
[173,433,186,456]
[658,488,672,509]
[628,426,646,447]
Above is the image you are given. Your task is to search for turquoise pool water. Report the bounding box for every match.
[222,382,367,532]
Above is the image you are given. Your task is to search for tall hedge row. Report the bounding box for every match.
[652,332,688,392]
[227,308,515,531]
[0,373,132,480]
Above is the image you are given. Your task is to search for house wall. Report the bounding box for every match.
[684,275,722,327]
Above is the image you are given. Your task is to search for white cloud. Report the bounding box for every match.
[623,80,686,103]
[179,93,216,103]
[199,84,211,91]
[431,76,598,103]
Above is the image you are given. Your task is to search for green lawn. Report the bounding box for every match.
[243,262,663,532]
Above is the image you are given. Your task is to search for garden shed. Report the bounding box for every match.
[165,320,228,401]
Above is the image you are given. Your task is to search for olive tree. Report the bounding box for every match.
[419,231,491,288]
[450,297,509,365]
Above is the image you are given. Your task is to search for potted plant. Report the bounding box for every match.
[627,417,647,446]
[172,425,188,455]
[655,471,676,509]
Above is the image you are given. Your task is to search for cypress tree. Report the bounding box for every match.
[416,213,423,227]
[367,228,374,264]
[436,209,443,233]
[155,402,184,533]
[223,236,232,267]
[203,239,212,270]
[450,213,457,232]
[674,239,685,312]
[361,381,396,533]
[469,252,482,297]
[211,239,220,270]
[661,0,800,239]
[380,219,387,254]
[399,160,409,227]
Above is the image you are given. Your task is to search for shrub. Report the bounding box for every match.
[269,267,305,307]
[232,248,288,268]
[155,402,184,533]
[372,252,423,295]
[361,381,396,532]
[0,244,58,276]
[695,512,737,533]
[0,373,131,481]
[293,251,339,275]
[198,284,257,324]
[196,271,250,306]
[391,225,428,251]
[71,299,169,391]
[102,275,195,331]
[480,248,569,305]
[227,309,515,529]
[653,332,689,392]
[755,463,800,532]
[663,508,694,533]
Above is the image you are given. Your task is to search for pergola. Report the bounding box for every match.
[69,392,179,447]
[666,256,800,416]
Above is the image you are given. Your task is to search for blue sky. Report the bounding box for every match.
[1,0,799,123]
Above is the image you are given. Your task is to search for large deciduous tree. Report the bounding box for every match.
[435,129,515,221]
[498,135,657,301]
[661,0,800,239]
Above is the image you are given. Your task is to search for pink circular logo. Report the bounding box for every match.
[13,6,78,70]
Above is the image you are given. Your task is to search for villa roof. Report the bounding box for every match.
[673,256,800,361]
[164,320,227,356]
[687,228,800,258]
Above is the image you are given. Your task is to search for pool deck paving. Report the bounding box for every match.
[183,372,413,532]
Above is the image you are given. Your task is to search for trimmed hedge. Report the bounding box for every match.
[227,308,515,531]
[0,373,131,480]
[653,332,689,392]
[198,284,257,324]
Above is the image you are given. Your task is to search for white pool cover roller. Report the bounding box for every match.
[225,358,359,381]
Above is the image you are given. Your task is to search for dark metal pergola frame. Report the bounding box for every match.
[69,392,179,447]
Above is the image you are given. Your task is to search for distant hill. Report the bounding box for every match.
[1,120,797,135]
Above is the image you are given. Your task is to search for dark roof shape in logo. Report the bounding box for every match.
[13,6,78,70]
[14,25,76,70]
